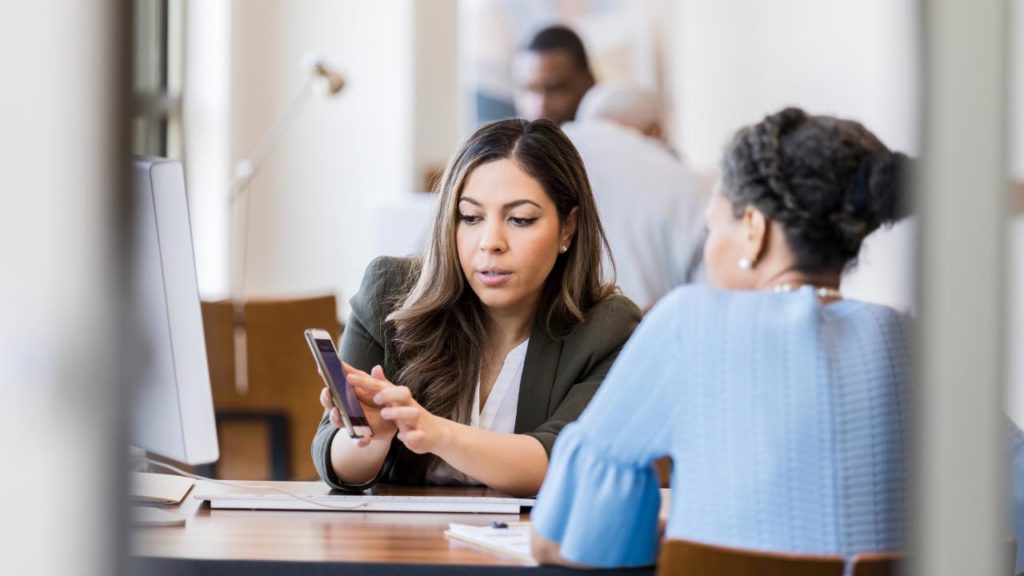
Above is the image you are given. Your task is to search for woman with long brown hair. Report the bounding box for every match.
[311,119,641,497]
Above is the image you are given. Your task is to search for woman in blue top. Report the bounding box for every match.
[530,107,917,568]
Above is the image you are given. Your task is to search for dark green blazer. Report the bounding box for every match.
[311,256,641,492]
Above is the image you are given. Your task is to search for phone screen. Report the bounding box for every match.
[313,338,369,425]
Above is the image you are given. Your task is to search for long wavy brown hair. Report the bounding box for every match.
[387,118,615,424]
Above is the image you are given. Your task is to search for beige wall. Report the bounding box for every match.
[412,0,460,192]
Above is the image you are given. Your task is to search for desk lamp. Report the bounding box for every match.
[229,52,346,393]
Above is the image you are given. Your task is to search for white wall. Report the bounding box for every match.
[843,218,917,313]
[674,0,919,170]
[184,1,421,313]
[184,0,231,298]
[230,0,415,312]
[671,0,920,310]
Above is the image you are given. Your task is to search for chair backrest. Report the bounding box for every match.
[657,539,844,576]
[201,295,341,480]
[849,552,899,576]
[661,540,1013,576]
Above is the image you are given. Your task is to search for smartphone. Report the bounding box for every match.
[304,328,373,439]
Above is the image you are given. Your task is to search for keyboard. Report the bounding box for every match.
[192,481,535,514]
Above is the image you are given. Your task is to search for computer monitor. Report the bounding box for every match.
[130,157,219,465]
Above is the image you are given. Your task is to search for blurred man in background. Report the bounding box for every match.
[513,25,595,125]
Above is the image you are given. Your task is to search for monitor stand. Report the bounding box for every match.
[128,446,196,528]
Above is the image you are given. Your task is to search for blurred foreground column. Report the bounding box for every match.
[915,0,1009,575]
[0,2,128,575]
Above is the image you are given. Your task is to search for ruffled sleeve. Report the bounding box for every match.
[530,288,692,567]
[531,422,662,567]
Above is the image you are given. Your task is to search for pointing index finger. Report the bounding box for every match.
[373,385,411,406]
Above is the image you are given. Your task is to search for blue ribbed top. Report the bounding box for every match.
[532,285,912,569]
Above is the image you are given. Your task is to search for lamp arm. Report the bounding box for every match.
[229,75,315,203]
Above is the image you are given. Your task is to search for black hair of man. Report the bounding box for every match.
[526,25,592,77]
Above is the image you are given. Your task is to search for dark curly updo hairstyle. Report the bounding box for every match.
[721,107,912,274]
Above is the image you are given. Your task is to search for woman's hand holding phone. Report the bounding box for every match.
[317,388,369,448]
[318,365,392,448]
[321,360,454,455]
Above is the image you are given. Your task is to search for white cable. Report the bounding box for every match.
[143,457,369,511]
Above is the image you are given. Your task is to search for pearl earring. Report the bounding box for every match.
[738,257,753,270]
[559,245,569,253]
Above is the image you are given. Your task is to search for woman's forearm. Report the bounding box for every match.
[329,429,395,485]
[431,420,548,497]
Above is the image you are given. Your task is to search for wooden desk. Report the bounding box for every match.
[132,482,656,575]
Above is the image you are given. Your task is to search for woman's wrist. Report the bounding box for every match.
[430,413,460,456]
[330,427,390,485]
[369,425,398,446]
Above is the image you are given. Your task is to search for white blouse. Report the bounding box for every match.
[426,338,529,485]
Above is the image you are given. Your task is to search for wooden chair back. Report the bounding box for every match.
[661,541,1014,576]
[201,295,341,480]
[849,552,899,576]
[657,539,844,576]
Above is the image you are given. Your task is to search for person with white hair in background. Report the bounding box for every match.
[561,83,712,311]
[576,82,667,142]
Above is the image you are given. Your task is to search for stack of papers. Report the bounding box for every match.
[445,522,536,566]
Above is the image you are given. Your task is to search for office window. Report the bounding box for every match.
[133,0,183,158]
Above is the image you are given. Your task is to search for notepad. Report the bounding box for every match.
[132,471,195,505]
[444,521,537,566]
